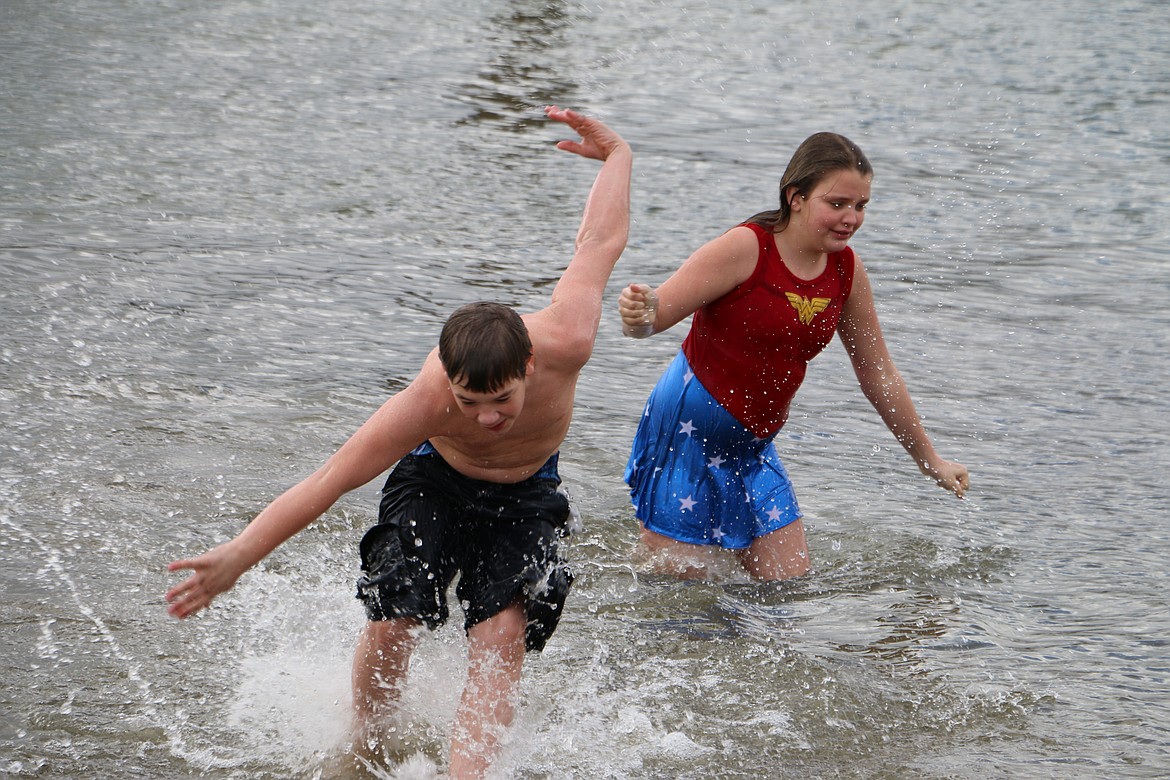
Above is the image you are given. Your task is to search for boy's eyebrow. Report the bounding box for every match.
[455,388,514,402]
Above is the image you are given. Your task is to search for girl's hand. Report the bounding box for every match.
[921,459,970,498]
[619,283,659,338]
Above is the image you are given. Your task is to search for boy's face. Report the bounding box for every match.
[448,374,528,435]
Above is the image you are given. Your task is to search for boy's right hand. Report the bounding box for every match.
[619,283,659,338]
[165,542,249,619]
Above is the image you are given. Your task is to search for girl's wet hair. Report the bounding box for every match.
[439,302,532,392]
[747,132,873,232]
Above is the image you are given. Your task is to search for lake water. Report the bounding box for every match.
[3,0,1169,778]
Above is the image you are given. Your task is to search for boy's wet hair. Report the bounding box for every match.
[747,132,873,232]
[439,302,532,392]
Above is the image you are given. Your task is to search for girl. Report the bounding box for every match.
[618,132,968,581]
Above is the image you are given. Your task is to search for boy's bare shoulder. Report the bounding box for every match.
[370,350,460,437]
[405,350,459,409]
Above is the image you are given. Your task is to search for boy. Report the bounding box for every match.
[165,106,632,779]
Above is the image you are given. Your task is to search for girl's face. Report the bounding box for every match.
[790,168,871,253]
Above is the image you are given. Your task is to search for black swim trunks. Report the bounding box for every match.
[355,445,574,652]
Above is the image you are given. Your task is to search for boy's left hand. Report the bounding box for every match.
[545,106,630,162]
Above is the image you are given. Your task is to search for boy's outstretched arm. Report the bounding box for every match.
[165,370,445,617]
[541,106,632,352]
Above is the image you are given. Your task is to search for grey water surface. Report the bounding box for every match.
[3,0,1169,777]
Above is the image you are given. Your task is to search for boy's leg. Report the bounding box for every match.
[351,617,423,731]
[448,600,527,780]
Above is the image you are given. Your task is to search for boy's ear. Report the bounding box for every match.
[524,354,536,375]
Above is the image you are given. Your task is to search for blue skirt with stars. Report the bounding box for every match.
[624,350,802,549]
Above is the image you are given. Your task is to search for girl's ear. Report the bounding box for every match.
[785,186,804,210]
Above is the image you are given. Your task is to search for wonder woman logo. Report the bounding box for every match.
[785,292,832,325]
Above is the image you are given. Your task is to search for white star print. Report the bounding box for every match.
[679,420,696,436]
[711,526,725,541]
[766,506,782,523]
[684,368,694,383]
[707,455,725,469]
[679,495,697,512]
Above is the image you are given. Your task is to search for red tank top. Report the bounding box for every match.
[682,222,856,438]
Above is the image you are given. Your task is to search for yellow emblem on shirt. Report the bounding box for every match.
[785,292,832,325]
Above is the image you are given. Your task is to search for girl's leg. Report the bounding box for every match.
[735,519,811,581]
[636,525,728,580]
